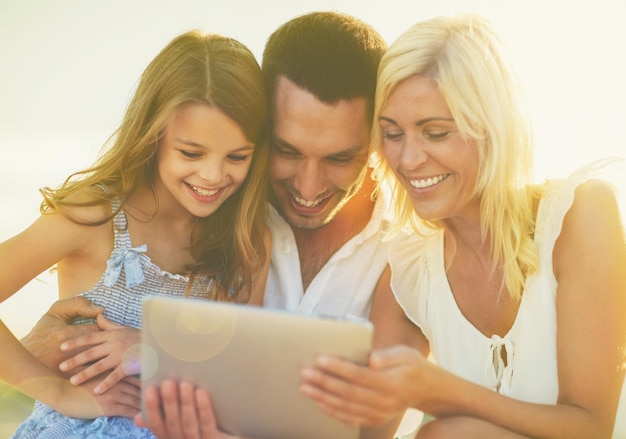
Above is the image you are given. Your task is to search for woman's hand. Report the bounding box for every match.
[58,314,141,394]
[300,345,431,427]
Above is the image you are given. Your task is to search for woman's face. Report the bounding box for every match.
[155,102,254,219]
[379,75,480,223]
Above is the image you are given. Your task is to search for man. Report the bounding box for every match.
[22,10,400,439]
[261,11,388,319]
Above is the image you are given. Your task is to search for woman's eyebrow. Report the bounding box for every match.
[379,116,454,126]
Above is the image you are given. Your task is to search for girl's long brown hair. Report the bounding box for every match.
[41,31,269,302]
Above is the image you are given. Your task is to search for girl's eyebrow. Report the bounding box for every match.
[379,116,454,126]
[175,137,254,151]
[175,137,204,147]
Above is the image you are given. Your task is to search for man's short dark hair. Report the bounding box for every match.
[262,11,386,120]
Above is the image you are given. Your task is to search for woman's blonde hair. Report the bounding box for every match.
[40,31,269,302]
[372,15,539,299]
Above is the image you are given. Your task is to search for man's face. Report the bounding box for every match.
[269,76,371,230]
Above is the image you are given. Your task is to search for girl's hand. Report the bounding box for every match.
[58,314,141,394]
[31,374,140,419]
[78,375,142,418]
[90,375,142,417]
[299,345,429,427]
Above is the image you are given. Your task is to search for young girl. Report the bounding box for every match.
[300,15,626,439]
[2,30,270,438]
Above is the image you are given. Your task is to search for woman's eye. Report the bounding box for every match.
[424,131,451,141]
[382,131,404,141]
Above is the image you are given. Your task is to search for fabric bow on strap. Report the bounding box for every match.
[103,244,147,288]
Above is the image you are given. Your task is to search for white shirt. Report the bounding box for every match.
[388,158,624,403]
[264,196,390,319]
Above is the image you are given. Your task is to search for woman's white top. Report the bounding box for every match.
[388,158,624,403]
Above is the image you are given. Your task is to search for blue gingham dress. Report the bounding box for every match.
[12,206,215,438]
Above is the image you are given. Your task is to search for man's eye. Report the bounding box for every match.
[273,146,299,158]
[327,156,353,164]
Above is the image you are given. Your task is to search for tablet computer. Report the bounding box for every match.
[141,296,373,439]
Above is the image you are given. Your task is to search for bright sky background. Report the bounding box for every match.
[0,0,625,338]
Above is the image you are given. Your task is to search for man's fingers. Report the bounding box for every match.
[63,323,101,342]
[123,375,142,388]
[113,387,143,412]
[96,313,123,331]
[48,296,104,320]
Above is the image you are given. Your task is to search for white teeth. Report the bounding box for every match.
[191,185,219,197]
[293,195,322,208]
[409,174,448,189]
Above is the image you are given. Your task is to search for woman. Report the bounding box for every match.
[300,14,626,438]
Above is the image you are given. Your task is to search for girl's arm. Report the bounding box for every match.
[32,225,273,402]
[0,210,138,417]
[301,180,626,439]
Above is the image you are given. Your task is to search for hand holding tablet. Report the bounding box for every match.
[141,297,373,439]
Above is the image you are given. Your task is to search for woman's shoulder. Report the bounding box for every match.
[537,158,624,231]
[546,159,625,270]
[544,157,624,198]
[563,178,622,237]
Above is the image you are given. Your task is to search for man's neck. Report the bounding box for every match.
[292,174,377,291]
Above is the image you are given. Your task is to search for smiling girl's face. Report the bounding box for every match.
[155,101,255,219]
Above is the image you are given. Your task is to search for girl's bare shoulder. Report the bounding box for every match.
[50,186,116,225]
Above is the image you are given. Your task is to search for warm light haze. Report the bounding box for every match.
[0,1,624,434]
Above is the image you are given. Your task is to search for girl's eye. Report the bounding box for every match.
[228,154,251,163]
[180,150,202,159]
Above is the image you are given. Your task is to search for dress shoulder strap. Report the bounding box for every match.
[94,184,132,250]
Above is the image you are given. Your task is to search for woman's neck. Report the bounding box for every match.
[442,203,493,272]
